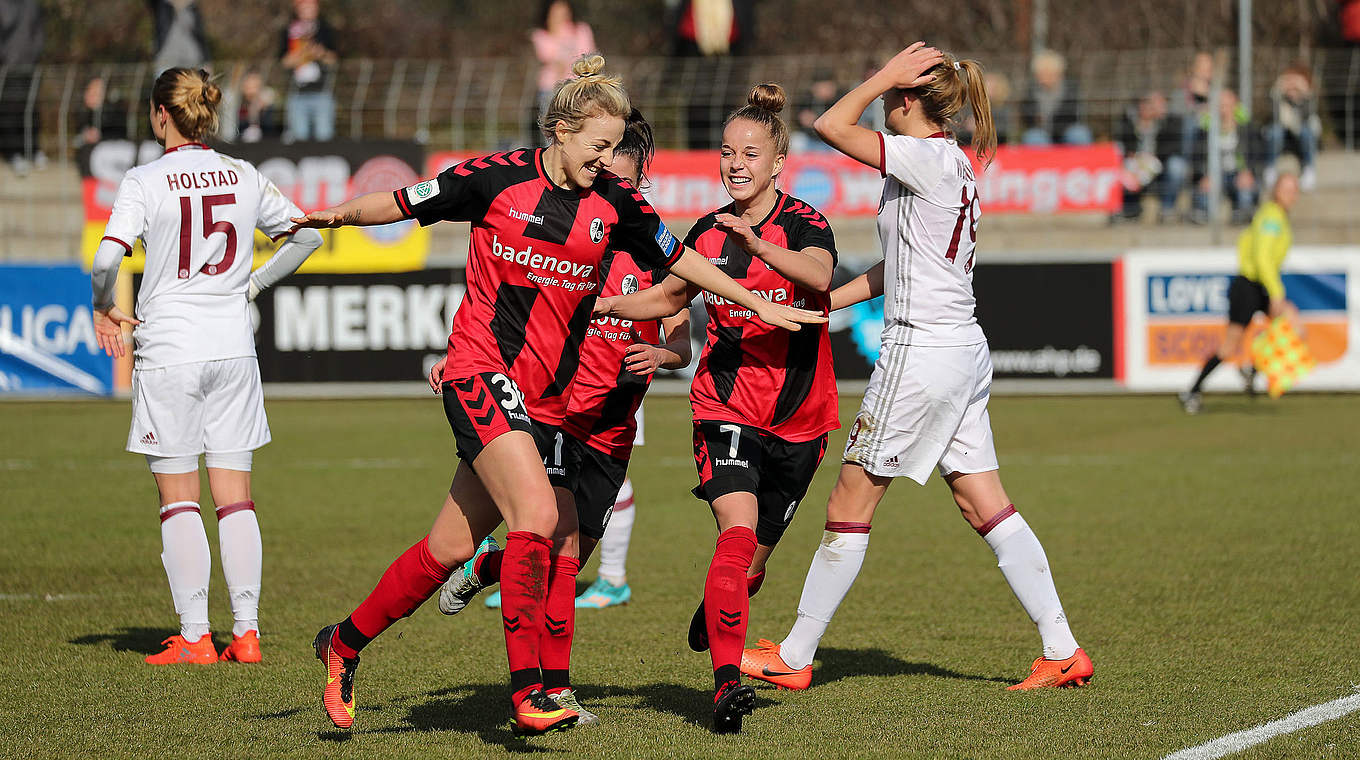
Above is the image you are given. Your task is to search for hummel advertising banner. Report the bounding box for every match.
[1117,248,1360,391]
[0,264,113,395]
[428,144,1122,218]
[79,139,429,274]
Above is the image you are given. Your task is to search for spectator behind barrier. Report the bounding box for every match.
[1266,62,1320,191]
[530,0,596,147]
[669,0,756,149]
[148,0,210,74]
[792,70,840,152]
[1190,88,1261,225]
[76,76,130,148]
[957,71,1014,149]
[280,0,338,142]
[1113,91,1187,223]
[1019,49,1091,146]
[221,67,280,144]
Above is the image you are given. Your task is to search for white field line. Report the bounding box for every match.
[0,593,99,601]
[1162,691,1360,760]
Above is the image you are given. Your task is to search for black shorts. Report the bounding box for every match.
[563,434,629,541]
[1228,275,1270,326]
[442,372,568,488]
[692,420,829,547]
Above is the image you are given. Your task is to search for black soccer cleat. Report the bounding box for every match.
[687,600,708,652]
[712,680,756,734]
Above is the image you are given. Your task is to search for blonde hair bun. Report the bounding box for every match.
[748,83,786,114]
[571,54,607,79]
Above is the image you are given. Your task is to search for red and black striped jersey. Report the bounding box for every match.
[395,148,682,425]
[560,249,665,459]
[685,191,840,443]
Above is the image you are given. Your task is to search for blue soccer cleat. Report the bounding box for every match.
[438,536,498,615]
[574,577,631,609]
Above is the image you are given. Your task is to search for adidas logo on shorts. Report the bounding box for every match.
[883,455,899,469]
[141,431,158,446]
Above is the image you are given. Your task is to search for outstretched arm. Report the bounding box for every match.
[829,259,885,311]
[290,191,404,231]
[597,274,694,321]
[665,247,826,331]
[249,227,324,300]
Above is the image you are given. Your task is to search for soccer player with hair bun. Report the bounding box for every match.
[596,82,839,733]
[295,55,824,735]
[428,108,690,724]
[740,44,1094,693]
[90,67,324,666]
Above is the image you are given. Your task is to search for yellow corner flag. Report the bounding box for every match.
[1251,316,1315,399]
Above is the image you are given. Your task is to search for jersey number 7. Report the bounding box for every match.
[178,193,237,279]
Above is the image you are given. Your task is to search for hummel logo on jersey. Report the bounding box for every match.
[141,431,158,446]
[509,207,544,225]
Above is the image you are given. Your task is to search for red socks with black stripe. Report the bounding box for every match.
[500,531,553,705]
[332,535,453,659]
[541,554,580,694]
[704,526,758,690]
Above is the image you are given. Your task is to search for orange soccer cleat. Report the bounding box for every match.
[145,634,219,665]
[1006,648,1094,690]
[220,630,262,663]
[512,689,579,736]
[740,639,812,690]
[314,625,360,729]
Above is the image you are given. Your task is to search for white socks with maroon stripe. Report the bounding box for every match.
[159,501,211,642]
[779,523,872,670]
[980,508,1079,660]
[216,501,261,638]
[597,478,635,585]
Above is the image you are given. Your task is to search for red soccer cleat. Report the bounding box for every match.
[220,630,262,663]
[145,634,218,665]
[1006,648,1094,690]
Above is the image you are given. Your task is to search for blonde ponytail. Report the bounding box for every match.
[910,54,997,168]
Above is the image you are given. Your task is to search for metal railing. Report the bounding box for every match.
[2,46,1358,162]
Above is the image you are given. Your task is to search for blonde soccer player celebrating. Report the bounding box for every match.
[740,44,1093,691]
[91,67,322,665]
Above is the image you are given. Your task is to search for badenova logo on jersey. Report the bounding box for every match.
[491,235,597,293]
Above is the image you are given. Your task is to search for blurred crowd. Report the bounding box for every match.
[0,0,1347,222]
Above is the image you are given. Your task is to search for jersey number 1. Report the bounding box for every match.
[178,193,237,279]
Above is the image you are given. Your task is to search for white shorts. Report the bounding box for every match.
[127,357,270,457]
[843,342,998,485]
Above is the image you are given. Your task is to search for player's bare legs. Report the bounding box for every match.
[145,469,218,664]
[204,467,263,662]
[944,469,1090,689]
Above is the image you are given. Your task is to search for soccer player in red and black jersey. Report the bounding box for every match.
[595,84,839,733]
[290,56,822,736]
[425,109,691,724]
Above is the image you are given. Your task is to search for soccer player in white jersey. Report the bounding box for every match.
[90,67,323,665]
[740,43,1093,691]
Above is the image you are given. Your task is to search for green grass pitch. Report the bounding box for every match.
[2,394,1358,759]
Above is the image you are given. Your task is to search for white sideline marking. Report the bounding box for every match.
[1162,691,1360,760]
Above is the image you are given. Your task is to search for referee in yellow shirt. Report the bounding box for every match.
[1180,172,1301,414]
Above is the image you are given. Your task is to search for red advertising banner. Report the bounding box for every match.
[428,143,1121,218]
